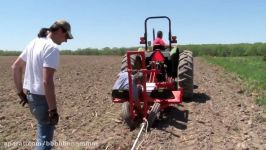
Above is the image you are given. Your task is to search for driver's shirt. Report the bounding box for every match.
[153,37,166,46]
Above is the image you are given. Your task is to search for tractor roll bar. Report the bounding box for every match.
[144,16,172,51]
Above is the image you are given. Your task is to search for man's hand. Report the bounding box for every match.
[18,91,28,106]
[49,109,59,125]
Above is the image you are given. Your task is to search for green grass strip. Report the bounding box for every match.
[203,56,266,107]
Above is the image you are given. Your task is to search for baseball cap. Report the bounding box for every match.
[54,19,73,39]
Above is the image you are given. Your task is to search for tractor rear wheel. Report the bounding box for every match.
[147,103,161,130]
[178,50,193,100]
[120,54,141,71]
[121,102,136,130]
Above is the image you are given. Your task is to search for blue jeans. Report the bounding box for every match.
[27,93,55,150]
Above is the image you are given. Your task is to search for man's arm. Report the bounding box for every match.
[43,67,57,111]
[11,57,26,93]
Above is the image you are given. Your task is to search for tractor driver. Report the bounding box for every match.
[153,30,166,46]
[153,30,168,50]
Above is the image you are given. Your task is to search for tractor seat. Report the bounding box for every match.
[112,89,129,99]
[153,44,166,51]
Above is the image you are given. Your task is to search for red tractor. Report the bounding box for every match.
[112,16,193,130]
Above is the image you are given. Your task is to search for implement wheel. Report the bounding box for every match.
[121,102,136,130]
[147,103,161,130]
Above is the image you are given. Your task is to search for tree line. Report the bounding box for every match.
[1,43,265,57]
[179,43,266,57]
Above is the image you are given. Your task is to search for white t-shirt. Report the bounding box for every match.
[19,37,60,95]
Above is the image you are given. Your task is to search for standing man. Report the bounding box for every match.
[11,19,73,150]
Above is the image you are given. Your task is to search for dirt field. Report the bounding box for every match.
[0,55,265,150]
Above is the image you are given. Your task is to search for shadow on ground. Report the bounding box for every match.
[149,92,210,134]
[183,92,211,103]
[151,106,188,134]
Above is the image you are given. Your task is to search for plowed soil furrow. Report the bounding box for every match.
[0,56,265,150]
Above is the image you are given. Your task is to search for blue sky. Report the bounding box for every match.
[0,0,265,51]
